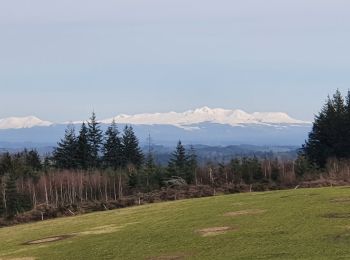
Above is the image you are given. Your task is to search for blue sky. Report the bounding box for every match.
[0,0,349,122]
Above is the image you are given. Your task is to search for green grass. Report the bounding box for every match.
[1,187,350,259]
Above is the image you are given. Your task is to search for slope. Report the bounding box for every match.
[0,187,349,259]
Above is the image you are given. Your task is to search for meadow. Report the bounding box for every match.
[1,187,350,259]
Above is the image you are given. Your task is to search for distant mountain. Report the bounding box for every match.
[0,108,312,149]
[0,107,309,130]
[102,107,310,129]
[0,116,52,130]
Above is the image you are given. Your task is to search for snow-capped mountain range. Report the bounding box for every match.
[0,108,312,148]
[0,116,52,130]
[0,107,310,130]
[102,107,309,128]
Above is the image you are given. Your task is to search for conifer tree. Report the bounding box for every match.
[25,150,42,172]
[5,173,19,218]
[144,134,156,188]
[103,120,123,169]
[168,141,190,182]
[53,124,78,169]
[122,125,143,168]
[0,191,4,217]
[76,122,91,170]
[304,90,348,167]
[0,153,13,175]
[187,145,198,184]
[0,176,5,217]
[87,112,103,168]
[344,90,350,157]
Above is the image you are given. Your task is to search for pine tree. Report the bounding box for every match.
[122,125,143,169]
[5,173,19,218]
[144,134,156,188]
[344,90,350,158]
[168,141,189,182]
[53,124,78,169]
[25,150,42,172]
[103,120,123,169]
[303,90,348,167]
[0,179,5,217]
[186,145,198,184]
[87,112,103,168]
[76,122,91,170]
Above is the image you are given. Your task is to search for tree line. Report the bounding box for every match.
[52,112,143,170]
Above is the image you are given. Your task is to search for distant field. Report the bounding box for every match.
[1,187,350,259]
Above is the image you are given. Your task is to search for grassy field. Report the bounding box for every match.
[1,187,350,259]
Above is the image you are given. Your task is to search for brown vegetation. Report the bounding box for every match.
[196,226,237,237]
[224,209,266,217]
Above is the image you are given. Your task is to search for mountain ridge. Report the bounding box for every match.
[0,107,311,130]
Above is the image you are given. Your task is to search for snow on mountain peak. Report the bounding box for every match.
[102,107,310,127]
[0,108,310,130]
[0,116,53,130]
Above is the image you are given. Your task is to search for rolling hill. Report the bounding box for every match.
[0,187,349,259]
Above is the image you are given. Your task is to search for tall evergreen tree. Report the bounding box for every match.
[144,134,157,188]
[103,120,123,169]
[168,141,190,182]
[122,125,143,169]
[5,173,19,218]
[186,145,198,184]
[0,153,12,175]
[0,187,4,217]
[76,122,91,170]
[53,124,78,169]
[344,90,350,157]
[303,90,348,167]
[25,150,42,172]
[87,112,103,168]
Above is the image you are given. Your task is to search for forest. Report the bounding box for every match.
[1,90,350,223]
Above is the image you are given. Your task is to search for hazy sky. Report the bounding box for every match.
[1,0,350,122]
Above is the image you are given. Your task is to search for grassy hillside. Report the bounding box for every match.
[1,187,350,259]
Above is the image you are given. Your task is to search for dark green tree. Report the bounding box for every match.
[0,188,4,217]
[144,134,157,188]
[103,120,123,169]
[0,153,13,175]
[168,141,190,182]
[303,90,347,167]
[5,173,19,218]
[344,90,350,157]
[122,125,143,169]
[25,150,42,172]
[186,145,197,184]
[53,124,78,169]
[87,112,103,168]
[76,122,91,170]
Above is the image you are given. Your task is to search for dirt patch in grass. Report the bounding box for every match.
[280,195,299,199]
[224,209,266,217]
[0,257,36,260]
[197,226,237,237]
[77,222,140,236]
[147,253,192,260]
[232,202,245,206]
[308,193,320,197]
[335,233,350,241]
[280,193,319,199]
[330,197,350,203]
[78,225,121,235]
[323,213,350,219]
[23,235,74,245]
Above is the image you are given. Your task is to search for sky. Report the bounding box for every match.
[0,0,350,122]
